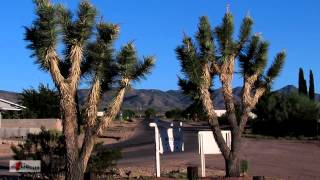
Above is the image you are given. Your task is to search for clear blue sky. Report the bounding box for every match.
[1,0,320,92]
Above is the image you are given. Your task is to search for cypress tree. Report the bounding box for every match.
[298,68,307,95]
[309,70,315,100]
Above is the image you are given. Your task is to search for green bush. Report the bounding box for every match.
[122,109,136,121]
[11,128,65,179]
[253,92,320,137]
[145,108,156,120]
[165,108,183,120]
[87,142,122,174]
[11,129,122,179]
[240,160,249,175]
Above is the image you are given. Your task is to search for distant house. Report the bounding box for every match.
[214,109,257,119]
[0,98,26,111]
[0,98,26,127]
[0,98,62,139]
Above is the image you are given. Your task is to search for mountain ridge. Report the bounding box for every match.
[0,85,316,112]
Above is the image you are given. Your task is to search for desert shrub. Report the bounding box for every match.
[11,128,65,179]
[122,109,136,121]
[165,108,183,120]
[145,108,156,120]
[253,92,320,137]
[87,142,122,174]
[182,102,207,121]
[240,160,249,175]
[11,129,122,179]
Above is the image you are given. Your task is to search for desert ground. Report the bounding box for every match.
[1,119,320,179]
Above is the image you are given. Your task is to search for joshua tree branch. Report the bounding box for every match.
[84,77,102,127]
[211,62,221,75]
[219,56,238,129]
[79,78,130,171]
[67,45,83,92]
[198,64,230,158]
[239,73,266,131]
[46,47,66,89]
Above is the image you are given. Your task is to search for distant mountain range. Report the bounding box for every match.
[1,85,318,113]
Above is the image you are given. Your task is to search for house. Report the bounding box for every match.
[0,98,26,128]
[0,98,62,139]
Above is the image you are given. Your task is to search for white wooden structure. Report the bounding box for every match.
[149,119,184,177]
[198,130,231,177]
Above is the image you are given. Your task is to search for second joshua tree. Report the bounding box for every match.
[176,13,285,176]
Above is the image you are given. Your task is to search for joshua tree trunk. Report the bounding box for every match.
[59,91,80,180]
[225,154,240,177]
[61,86,127,180]
[225,130,241,177]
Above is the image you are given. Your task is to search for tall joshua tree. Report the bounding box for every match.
[176,13,285,176]
[25,1,155,179]
[309,70,315,100]
[299,68,308,95]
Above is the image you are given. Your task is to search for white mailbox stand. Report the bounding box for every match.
[198,130,231,177]
[149,119,184,177]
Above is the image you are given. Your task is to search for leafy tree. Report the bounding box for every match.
[2,84,60,119]
[309,70,315,100]
[165,108,183,120]
[24,1,154,179]
[145,108,156,120]
[20,84,60,118]
[176,13,285,176]
[253,92,320,136]
[122,109,135,120]
[182,102,209,122]
[298,68,308,95]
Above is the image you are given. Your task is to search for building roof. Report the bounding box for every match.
[0,98,26,111]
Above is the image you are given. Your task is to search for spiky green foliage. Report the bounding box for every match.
[116,43,155,85]
[25,0,155,91]
[196,16,215,62]
[177,13,285,100]
[237,16,253,51]
[84,23,120,91]
[58,1,96,46]
[309,70,315,100]
[298,68,308,95]
[176,36,202,86]
[178,77,200,99]
[215,13,235,56]
[25,0,59,70]
[266,51,286,83]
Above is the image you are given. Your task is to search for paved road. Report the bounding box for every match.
[107,120,320,180]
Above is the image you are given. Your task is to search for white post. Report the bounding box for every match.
[200,134,206,177]
[149,122,161,177]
